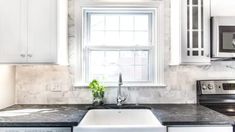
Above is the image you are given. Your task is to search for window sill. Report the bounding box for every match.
[73,83,167,88]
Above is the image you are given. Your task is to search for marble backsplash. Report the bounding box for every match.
[15,0,235,104]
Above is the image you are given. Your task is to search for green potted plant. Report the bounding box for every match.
[88,80,105,105]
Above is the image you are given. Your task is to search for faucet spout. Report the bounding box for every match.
[117,73,126,106]
[119,73,123,85]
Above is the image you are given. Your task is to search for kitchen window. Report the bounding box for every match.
[84,9,154,84]
[75,4,165,87]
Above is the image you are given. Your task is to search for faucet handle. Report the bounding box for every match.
[117,95,126,106]
[121,96,127,102]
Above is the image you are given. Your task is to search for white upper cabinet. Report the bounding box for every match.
[27,0,57,63]
[0,0,68,64]
[0,0,27,63]
[171,0,211,65]
[211,0,235,16]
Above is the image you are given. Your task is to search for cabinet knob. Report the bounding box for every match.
[20,54,26,57]
[27,54,32,57]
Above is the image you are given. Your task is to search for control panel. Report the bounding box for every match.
[198,80,235,94]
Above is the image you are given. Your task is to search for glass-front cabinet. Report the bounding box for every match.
[182,0,210,64]
[181,0,210,64]
[171,0,210,65]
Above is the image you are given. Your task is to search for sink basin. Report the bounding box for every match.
[74,109,166,132]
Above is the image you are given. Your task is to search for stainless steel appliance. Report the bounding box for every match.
[197,80,235,130]
[212,17,235,58]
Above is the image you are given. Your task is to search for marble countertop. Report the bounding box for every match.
[0,104,233,127]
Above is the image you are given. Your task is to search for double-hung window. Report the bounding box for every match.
[83,8,156,84]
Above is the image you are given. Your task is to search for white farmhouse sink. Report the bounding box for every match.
[74,109,166,132]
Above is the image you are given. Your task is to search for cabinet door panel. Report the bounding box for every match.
[0,0,27,63]
[168,126,232,132]
[27,0,57,63]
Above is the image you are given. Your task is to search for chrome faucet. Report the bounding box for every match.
[117,73,126,106]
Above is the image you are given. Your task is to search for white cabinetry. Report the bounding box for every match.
[168,126,232,132]
[211,0,235,16]
[0,0,68,64]
[0,0,26,63]
[27,0,57,63]
[170,0,211,65]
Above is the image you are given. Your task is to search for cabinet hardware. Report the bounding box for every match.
[20,54,26,57]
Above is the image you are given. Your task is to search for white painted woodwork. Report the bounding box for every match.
[211,0,235,16]
[27,0,57,63]
[171,0,211,65]
[57,0,69,65]
[170,0,181,65]
[168,126,232,132]
[0,0,68,64]
[0,65,15,109]
[0,0,27,63]
[74,0,165,86]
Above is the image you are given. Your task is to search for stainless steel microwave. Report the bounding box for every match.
[212,17,235,58]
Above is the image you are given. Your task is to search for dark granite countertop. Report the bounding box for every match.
[149,104,234,125]
[0,104,233,127]
[0,105,88,127]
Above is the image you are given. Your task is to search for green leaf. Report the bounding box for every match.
[88,79,106,98]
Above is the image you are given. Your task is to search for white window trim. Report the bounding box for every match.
[84,8,155,84]
[74,0,165,88]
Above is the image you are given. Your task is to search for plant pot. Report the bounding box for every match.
[93,96,104,106]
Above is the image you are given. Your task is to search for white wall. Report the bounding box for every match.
[15,0,235,104]
[0,65,15,109]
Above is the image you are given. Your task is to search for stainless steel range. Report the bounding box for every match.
[197,80,235,119]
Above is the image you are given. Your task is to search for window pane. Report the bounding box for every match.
[135,51,148,65]
[192,31,198,48]
[120,66,135,81]
[119,31,134,44]
[120,15,134,30]
[134,31,149,44]
[134,15,149,31]
[90,31,104,44]
[119,51,135,66]
[135,66,148,81]
[105,31,119,44]
[90,51,105,66]
[86,11,153,83]
[88,13,150,46]
[192,7,198,29]
[105,51,119,65]
[193,0,198,5]
[105,15,119,30]
[90,15,105,31]
[88,50,150,82]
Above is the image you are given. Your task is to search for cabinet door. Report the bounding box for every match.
[27,0,57,63]
[0,0,27,63]
[181,0,210,64]
[168,126,232,132]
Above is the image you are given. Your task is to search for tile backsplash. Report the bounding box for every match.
[15,0,235,104]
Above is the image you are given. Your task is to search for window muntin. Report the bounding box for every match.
[84,10,154,83]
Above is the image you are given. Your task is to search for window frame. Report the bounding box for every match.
[83,9,155,84]
[74,1,165,87]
